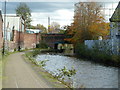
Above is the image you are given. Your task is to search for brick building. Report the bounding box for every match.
[3,15,41,51]
[24,33,41,49]
[3,15,24,51]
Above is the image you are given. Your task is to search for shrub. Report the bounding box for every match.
[56,66,76,79]
[37,59,49,67]
[36,41,48,49]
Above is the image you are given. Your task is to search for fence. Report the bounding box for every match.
[85,39,120,55]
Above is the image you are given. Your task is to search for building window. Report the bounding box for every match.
[10,26,15,41]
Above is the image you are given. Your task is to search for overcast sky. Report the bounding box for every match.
[0,1,119,28]
[0,2,76,28]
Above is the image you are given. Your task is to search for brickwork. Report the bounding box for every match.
[8,30,41,51]
[24,33,41,49]
[8,30,24,51]
[41,34,65,48]
[0,14,41,51]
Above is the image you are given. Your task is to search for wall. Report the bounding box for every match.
[7,30,41,51]
[24,33,41,49]
[110,22,120,39]
[85,39,120,55]
[8,30,24,51]
[5,16,24,32]
[109,21,120,55]
[5,16,24,41]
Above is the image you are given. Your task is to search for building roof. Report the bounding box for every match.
[26,29,41,33]
[110,2,120,22]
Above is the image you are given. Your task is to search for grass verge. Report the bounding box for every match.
[23,50,71,88]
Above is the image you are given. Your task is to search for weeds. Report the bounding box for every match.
[55,66,76,80]
[37,59,49,67]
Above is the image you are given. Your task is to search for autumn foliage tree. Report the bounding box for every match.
[65,2,110,43]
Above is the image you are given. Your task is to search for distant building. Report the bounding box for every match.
[26,29,41,34]
[0,10,3,49]
[109,1,120,54]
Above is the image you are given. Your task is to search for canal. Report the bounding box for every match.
[35,54,118,88]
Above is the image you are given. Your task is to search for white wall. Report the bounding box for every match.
[85,39,119,55]
[3,16,24,41]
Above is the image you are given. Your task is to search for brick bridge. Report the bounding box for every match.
[41,34,69,49]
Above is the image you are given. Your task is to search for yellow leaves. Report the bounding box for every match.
[89,22,110,39]
[65,2,110,43]
[64,38,72,42]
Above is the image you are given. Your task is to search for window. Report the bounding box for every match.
[10,26,15,41]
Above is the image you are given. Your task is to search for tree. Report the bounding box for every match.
[28,25,36,29]
[36,24,47,33]
[28,24,47,33]
[65,2,110,43]
[16,3,31,32]
[49,22,60,33]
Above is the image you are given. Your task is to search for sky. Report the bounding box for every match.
[0,0,119,28]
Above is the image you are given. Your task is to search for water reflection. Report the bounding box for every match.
[36,54,118,88]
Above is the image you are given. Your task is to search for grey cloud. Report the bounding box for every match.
[1,2,75,14]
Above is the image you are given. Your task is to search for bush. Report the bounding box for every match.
[36,41,48,49]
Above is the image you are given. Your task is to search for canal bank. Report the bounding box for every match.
[34,47,120,68]
[25,49,119,88]
[26,49,119,88]
[35,54,118,88]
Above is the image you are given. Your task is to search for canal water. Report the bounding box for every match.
[35,54,118,88]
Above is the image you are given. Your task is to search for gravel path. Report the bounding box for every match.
[2,52,66,88]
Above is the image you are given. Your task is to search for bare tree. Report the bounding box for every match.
[49,22,60,33]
